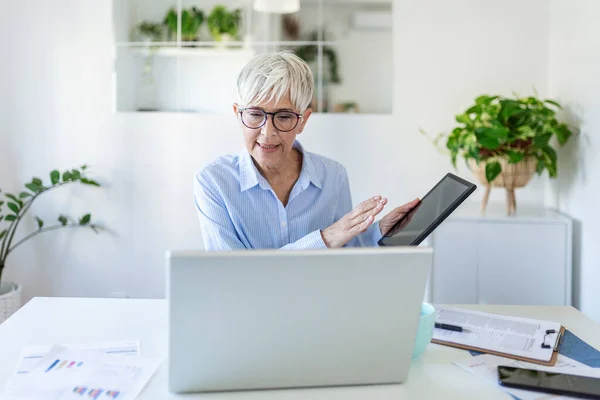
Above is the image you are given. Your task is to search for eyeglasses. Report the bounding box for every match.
[238,108,303,132]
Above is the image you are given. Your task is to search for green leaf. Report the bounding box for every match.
[485,161,502,183]
[534,132,552,147]
[50,170,60,185]
[63,171,72,182]
[81,164,88,170]
[466,105,482,115]
[455,114,471,124]
[5,215,16,221]
[475,95,498,105]
[477,136,501,150]
[5,194,19,203]
[0,201,3,207]
[32,177,43,186]
[541,145,558,178]
[536,158,545,174]
[476,127,510,140]
[450,153,458,169]
[71,169,81,179]
[35,216,44,229]
[80,178,100,187]
[58,215,68,226]
[544,99,562,109]
[555,124,572,145]
[0,215,4,222]
[0,229,6,239]
[79,214,91,225]
[19,191,32,199]
[542,145,557,163]
[7,203,19,214]
[506,150,525,164]
[517,125,536,137]
[25,183,41,193]
[499,100,524,121]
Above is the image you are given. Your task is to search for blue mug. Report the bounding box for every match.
[412,302,436,359]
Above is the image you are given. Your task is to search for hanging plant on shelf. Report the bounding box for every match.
[131,20,165,84]
[294,31,341,85]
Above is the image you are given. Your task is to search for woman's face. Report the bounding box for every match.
[234,94,311,172]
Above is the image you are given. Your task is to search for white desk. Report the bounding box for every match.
[1,298,599,399]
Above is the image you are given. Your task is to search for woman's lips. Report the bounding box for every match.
[257,143,280,153]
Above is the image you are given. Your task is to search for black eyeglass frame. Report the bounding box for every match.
[238,108,303,132]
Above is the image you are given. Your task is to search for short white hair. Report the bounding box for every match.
[236,51,314,112]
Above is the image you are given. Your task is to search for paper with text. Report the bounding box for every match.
[434,307,561,362]
[453,353,600,400]
[0,345,159,400]
[11,341,140,376]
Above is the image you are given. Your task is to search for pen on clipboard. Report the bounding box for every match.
[434,323,471,333]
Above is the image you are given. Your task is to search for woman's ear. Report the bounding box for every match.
[233,103,239,115]
[299,108,312,132]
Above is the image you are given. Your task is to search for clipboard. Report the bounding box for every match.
[432,325,566,366]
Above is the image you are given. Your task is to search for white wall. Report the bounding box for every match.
[0,0,550,301]
[547,0,600,321]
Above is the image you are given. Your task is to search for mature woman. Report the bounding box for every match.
[194,51,419,251]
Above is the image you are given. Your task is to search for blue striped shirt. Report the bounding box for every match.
[193,140,383,251]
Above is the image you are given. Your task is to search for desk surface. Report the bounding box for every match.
[1,298,599,399]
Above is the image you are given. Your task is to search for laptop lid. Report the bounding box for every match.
[167,247,433,393]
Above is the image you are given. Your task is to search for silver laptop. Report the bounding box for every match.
[166,247,433,393]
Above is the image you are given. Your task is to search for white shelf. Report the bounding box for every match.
[128,46,255,58]
[303,0,391,4]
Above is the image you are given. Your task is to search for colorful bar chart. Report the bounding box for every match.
[88,388,103,399]
[73,387,87,394]
[45,359,59,372]
[45,359,84,372]
[70,387,121,399]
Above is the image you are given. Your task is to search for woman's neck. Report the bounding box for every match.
[256,148,303,186]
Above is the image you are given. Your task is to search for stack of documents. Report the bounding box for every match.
[0,341,161,400]
[433,307,563,365]
[453,353,600,400]
[439,307,600,399]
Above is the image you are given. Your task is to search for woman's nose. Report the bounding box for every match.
[260,115,277,136]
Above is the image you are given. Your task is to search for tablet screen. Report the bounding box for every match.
[378,173,477,246]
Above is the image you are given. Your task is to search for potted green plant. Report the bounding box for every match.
[0,165,104,323]
[164,7,204,43]
[206,6,241,43]
[424,94,574,215]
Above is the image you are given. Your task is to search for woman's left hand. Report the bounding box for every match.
[378,198,421,236]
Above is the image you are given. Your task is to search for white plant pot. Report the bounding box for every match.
[0,282,22,324]
[214,33,233,48]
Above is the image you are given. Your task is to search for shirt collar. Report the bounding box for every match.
[238,140,322,192]
[295,140,323,191]
[239,147,266,191]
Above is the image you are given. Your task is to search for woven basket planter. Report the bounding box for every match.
[469,157,537,215]
[0,282,23,324]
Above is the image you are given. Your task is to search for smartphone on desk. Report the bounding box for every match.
[498,365,600,399]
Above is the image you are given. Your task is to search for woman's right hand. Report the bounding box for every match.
[321,196,387,248]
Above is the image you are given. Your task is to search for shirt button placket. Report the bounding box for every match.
[279,207,289,243]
